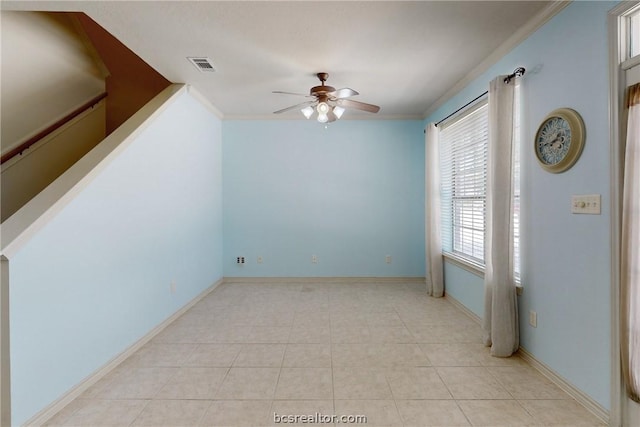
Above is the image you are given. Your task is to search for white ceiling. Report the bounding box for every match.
[3,1,555,120]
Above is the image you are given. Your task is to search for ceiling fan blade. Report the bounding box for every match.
[272,91,311,97]
[273,100,315,114]
[336,98,380,113]
[328,87,359,99]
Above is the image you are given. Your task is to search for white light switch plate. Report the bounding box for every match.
[571,194,601,214]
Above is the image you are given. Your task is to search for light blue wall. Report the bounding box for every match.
[9,91,223,425]
[443,262,484,318]
[222,119,425,277]
[425,1,613,409]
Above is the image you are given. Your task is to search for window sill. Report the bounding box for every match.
[442,252,484,277]
[441,252,523,295]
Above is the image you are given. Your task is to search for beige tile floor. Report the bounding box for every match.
[45,280,606,426]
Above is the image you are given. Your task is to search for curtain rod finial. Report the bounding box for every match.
[504,67,526,84]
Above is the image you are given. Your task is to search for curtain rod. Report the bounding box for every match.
[433,67,525,128]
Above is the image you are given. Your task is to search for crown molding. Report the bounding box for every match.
[422,0,571,120]
[186,85,224,119]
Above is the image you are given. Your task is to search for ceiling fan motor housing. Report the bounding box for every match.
[310,72,335,98]
[310,85,336,98]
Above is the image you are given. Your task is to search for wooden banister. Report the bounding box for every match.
[1,92,107,165]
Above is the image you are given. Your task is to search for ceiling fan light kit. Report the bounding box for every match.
[333,106,345,119]
[273,73,380,123]
[301,106,314,119]
[316,101,330,123]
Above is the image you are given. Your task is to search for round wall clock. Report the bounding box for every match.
[534,108,585,173]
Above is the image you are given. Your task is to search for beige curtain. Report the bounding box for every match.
[425,123,444,297]
[482,76,519,357]
[622,82,640,402]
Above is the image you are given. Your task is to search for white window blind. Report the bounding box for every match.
[439,101,488,266]
[438,89,521,276]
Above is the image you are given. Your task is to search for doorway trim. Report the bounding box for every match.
[608,2,640,426]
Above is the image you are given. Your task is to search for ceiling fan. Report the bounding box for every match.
[273,73,380,123]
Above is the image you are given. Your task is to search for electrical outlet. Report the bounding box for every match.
[170,281,177,293]
[529,310,537,328]
[236,256,245,264]
[311,255,318,264]
[257,256,263,264]
[385,255,392,264]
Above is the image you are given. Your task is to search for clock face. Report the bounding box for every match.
[534,108,585,173]
[536,117,572,165]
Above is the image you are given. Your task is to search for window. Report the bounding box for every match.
[439,88,521,280]
[630,8,640,58]
[439,99,488,268]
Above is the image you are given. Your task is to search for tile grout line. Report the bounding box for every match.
[44,280,605,426]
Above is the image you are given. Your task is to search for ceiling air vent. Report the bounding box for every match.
[188,57,216,72]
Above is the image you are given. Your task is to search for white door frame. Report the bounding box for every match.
[0,256,10,427]
[608,2,640,426]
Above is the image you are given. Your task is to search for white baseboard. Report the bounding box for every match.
[445,293,609,424]
[28,277,609,426]
[444,292,482,325]
[25,278,223,427]
[223,276,426,284]
[517,347,610,425]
